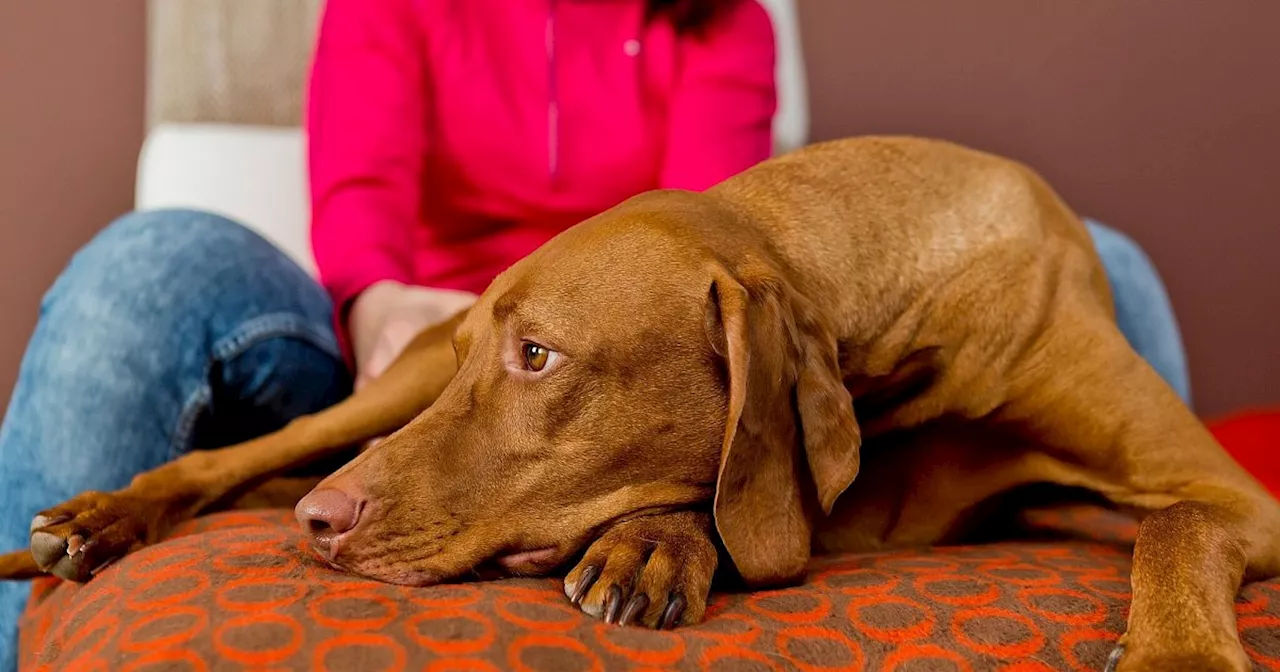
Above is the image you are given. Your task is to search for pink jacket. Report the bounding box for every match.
[307,0,777,324]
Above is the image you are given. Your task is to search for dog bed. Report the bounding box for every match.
[19,410,1280,671]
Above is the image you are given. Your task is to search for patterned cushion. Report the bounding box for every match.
[19,504,1280,671]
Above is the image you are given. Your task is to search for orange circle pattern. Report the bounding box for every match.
[16,504,1280,670]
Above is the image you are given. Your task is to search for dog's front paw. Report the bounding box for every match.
[564,510,717,629]
[28,491,159,582]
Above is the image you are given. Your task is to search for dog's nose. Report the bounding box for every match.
[295,488,362,556]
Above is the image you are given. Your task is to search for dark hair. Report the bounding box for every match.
[646,0,742,34]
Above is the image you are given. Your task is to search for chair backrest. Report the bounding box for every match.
[755,0,808,155]
[139,0,811,274]
[145,0,809,152]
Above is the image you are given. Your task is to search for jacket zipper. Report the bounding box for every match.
[546,0,560,185]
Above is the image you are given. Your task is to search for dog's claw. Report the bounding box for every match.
[30,514,69,534]
[603,585,624,624]
[568,564,600,605]
[90,556,118,576]
[659,593,686,630]
[1104,644,1124,672]
[77,537,100,558]
[620,593,649,626]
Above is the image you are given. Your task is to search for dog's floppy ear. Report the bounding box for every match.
[705,264,862,587]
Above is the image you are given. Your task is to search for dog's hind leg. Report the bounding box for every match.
[2,312,466,582]
[1003,315,1280,672]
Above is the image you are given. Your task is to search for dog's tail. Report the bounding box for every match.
[0,550,43,580]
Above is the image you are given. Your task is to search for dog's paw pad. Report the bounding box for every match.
[28,530,67,572]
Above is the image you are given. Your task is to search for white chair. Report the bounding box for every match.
[135,0,809,277]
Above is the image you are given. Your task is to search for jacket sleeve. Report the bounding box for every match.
[306,0,427,322]
[658,0,778,191]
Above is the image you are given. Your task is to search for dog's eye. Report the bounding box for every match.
[521,342,556,372]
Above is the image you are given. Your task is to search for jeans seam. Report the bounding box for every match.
[210,313,340,363]
[167,313,339,461]
[170,386,212,462]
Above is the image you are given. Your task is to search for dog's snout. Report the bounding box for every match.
[295,488,363,557]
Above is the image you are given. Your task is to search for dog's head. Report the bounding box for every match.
[296,191,861,587]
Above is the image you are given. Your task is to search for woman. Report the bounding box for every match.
[0,0,1188,667]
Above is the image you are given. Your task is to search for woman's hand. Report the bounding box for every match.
[348,281,477,391]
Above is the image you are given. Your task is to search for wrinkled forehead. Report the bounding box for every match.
[481,217,711,342]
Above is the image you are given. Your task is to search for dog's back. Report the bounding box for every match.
[709,137,1109,424]
[713,136,1112,329]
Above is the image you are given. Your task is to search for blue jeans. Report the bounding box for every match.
[0,209,1190,670]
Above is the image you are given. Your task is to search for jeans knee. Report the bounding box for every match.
[41,209,291,318]
[57,209,260,286]
[93,207,254,244]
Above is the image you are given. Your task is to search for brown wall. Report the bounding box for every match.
[0,4,147,415]
[799,0,1280,418]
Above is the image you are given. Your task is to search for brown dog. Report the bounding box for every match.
[2,136,1274,670]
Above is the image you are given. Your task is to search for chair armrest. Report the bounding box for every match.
[135,123,316,277]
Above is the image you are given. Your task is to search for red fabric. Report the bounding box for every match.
[18,411,1280,670]
[1211,409,1280,497]
[306,0,777,342]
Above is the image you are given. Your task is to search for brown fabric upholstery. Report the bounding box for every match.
[19,506,1280,671]
[146,0,321,128]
